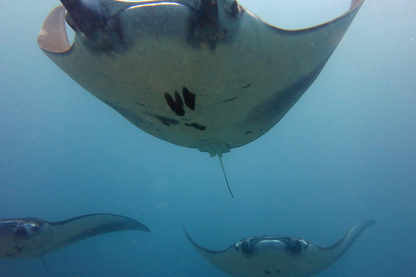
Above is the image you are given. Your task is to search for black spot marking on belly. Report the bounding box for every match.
[242,84,251,89]
[164,91,185,116]
[155,115,180,126]
[15,246,24,253]
[182,87,196,110]
[222,96,237,103]
[245,131,252,134]
[184,123,207,131]
[276,269,280,273]
[265,270,271,274]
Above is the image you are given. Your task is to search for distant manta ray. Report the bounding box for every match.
[0,213,150,259]
[38,0,365,196]
[185,219,375,277]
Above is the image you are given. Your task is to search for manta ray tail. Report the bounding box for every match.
[219,156,234,198]
[40,256,49,273]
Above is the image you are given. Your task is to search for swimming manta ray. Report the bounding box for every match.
[0,213,150,259]
[185,219,375,277]
[38,0,365,196]
[37,0,365,158]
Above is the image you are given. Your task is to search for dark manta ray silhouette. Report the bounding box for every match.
[0,213,150,259]
[37,0,365,196]
[185,219,375,277]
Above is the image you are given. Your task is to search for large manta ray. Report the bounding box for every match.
[37,0,365,158]
[185,219,375,277]
[0,213,150,259]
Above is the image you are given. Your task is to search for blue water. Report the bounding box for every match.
[1,0,415,276]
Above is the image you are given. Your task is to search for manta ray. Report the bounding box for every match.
[38,0,365,196]
[0,213,150,259]
[185,219,375,277]
[37,0,365,158]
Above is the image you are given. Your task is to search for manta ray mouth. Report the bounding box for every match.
[126,1,197,9]
[120,0,213,11]
[59,0,224,52]
[61,0,201,38]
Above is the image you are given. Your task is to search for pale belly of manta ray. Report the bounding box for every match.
[79,42,315,159]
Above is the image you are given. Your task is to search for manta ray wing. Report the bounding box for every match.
[43,213,150,254]
[0,213,150,259]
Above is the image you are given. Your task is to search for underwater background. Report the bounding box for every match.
[1,0,415,276]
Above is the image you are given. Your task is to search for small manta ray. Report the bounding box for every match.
[37,0,365,196]
[185,219,375,277]
[0,213,150,259]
